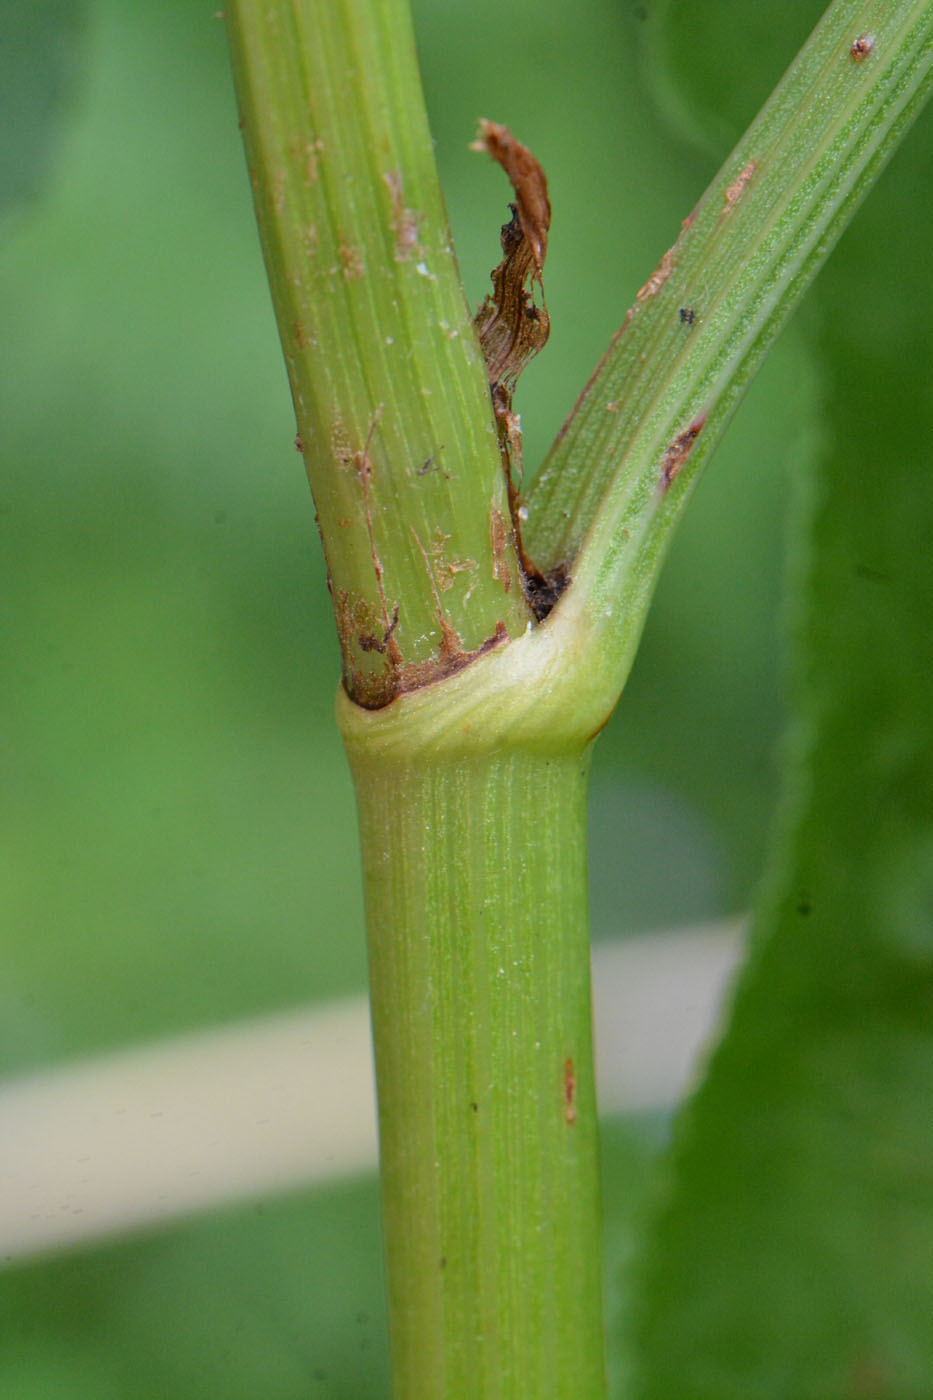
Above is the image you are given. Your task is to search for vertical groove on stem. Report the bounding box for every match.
[348,745,606,1399]
[226,0,531,709]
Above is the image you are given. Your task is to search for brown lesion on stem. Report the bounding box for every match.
[338,238,365,280]
[472,120,569,621]
[332,407,511,710]
[490,506,512,593]
[563,1057,577,1126]
[724,159,756,213]
[636,246,675,303]
[354,407,403,670]
[410,526,466,664]
[382,170,423,263]
[660,414,707,490]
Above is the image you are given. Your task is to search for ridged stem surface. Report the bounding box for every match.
[345,740,605,1400]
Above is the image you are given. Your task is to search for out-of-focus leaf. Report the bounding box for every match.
[0,0,88,216]
[643,0,824,154]
[0,1179,390,1400]
[625,76,933,1400]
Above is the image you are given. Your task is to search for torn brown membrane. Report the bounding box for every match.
[472,121,568,620]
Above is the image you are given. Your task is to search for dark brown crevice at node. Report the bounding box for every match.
[344,618,510,711]
[523,561,570,621]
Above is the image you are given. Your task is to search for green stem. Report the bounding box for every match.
[342,727,605,1399]
[525,0,933,703]
[225,1,933,1394]
[226,0,531,709]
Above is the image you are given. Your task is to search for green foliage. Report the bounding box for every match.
[626,8,933,1397]
[1,1180,391,1399]
[0,0,88,215]
[643,0,826,154]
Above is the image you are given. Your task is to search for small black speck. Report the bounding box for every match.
[470,1101,478,1113]
[679,307,696,325]
[797,899,811,916]
[440,1256,447,1269]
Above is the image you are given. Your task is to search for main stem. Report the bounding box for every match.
[347,741,605,1398]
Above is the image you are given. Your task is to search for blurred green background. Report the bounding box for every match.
[1,0,880,1394]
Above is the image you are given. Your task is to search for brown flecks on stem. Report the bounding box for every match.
[294,433,303,453]
[339,240,365,280]
[410,525,463,661]
[636,246,675,302]
[440,557,477,593]
[293,321,311,350]
[382,170,423,262]
[399,619,507,694]
[331,419,355,469]
[427,528,476,596]
[344,617,509,711]
[606,399,622,413]
[490,506,512,592]
[850,32,875,60]
[563,1058,577,1126]
[332,408,515,708]
[724,159,756,212]
[358,603,400,654]
[334,587,391,659]
[353,409,401,667]
[661,415,707,490]
[305,138,324,182]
